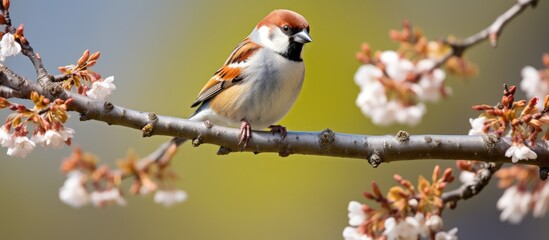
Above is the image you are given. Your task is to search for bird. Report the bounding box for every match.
[150,9,312,160]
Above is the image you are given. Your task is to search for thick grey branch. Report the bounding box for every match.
[0,0,542,169]
[1,64,549,166]
[0,85,22,98]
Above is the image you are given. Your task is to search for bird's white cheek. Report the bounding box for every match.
[254,26,289,54]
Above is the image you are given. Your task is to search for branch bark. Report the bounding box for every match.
[1,64,548,166]
[0,0,543,168]
[432,0,538,69]
[442,162,503,206]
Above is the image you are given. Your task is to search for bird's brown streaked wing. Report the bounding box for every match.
[190,38,261,108]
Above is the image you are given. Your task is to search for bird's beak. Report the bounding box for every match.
[293,30,312,43]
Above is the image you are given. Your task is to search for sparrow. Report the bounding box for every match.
[151,9,311,160]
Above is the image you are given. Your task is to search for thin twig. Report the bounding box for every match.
[431,0,538,69]
[19,44,48,80]
[442,163,503,206]
[51,74,70,82]
[458,0,538,48]
[1,2,48,80]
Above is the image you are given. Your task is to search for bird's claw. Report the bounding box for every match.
[238,120,252,150]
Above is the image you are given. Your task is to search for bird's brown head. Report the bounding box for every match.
[253,9,312,61]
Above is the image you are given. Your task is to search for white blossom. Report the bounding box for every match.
[343,227,372,240]
[435,228,458,240]
[520,66,548,109]
[408,199,418,208]
[348,201,366,226]
[383,214,427,240]
[412,212,428,237]
[41,130,63,148]
[426,215,444,232]
[504,143,537,163]
[32,128,74,148]
[354,54,432,126]
[139,185,152,195]
[380,51,414,82]
[59,127,75,142]
[59,170,89,208]
[356,82,426,125]
[0,127,13,148]
[414,59,447,102]
[354,65,383,87]
[86,76,116,100]
[393,102,426,126]
[468,117,486,135]
[90,188,127,207]
[6,136,35,157]
[0,33,21,58]
[154,189,188,207]
[533,182,549,218]
[458,171,476,185]
[497,185,531,224]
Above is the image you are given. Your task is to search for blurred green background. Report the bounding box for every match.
[0,0,548,239]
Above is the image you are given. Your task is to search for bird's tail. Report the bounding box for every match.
[146,137,189,162]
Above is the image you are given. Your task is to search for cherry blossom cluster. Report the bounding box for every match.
[59,147,187,208]
[354,21,476,126]
[468,85,548,163]
[58,49,116,100]
[0,2,23,62]
[343,166,458,240]
[520,53,549,109]
[494,165,549,224]
[0,92,74,157]
[457,160,549,225]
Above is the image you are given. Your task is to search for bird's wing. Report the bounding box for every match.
[190,38,261,108]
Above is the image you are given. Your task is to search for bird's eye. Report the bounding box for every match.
[282,25,290,32]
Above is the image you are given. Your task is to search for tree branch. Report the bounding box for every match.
[1,5,49,80]
[458,0,537,48]
[1,64,548,166]
[0,0,542,169]
[0,85,22,98]
[432,0,538,69]
[442,162,503,207]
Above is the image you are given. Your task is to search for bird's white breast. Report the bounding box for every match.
[237,49,305,129]
[191,48,305,130]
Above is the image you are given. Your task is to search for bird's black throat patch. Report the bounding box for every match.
[278,41,304,62]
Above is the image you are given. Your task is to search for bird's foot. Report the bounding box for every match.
[268,125,287,139]
[238,119,252,150]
